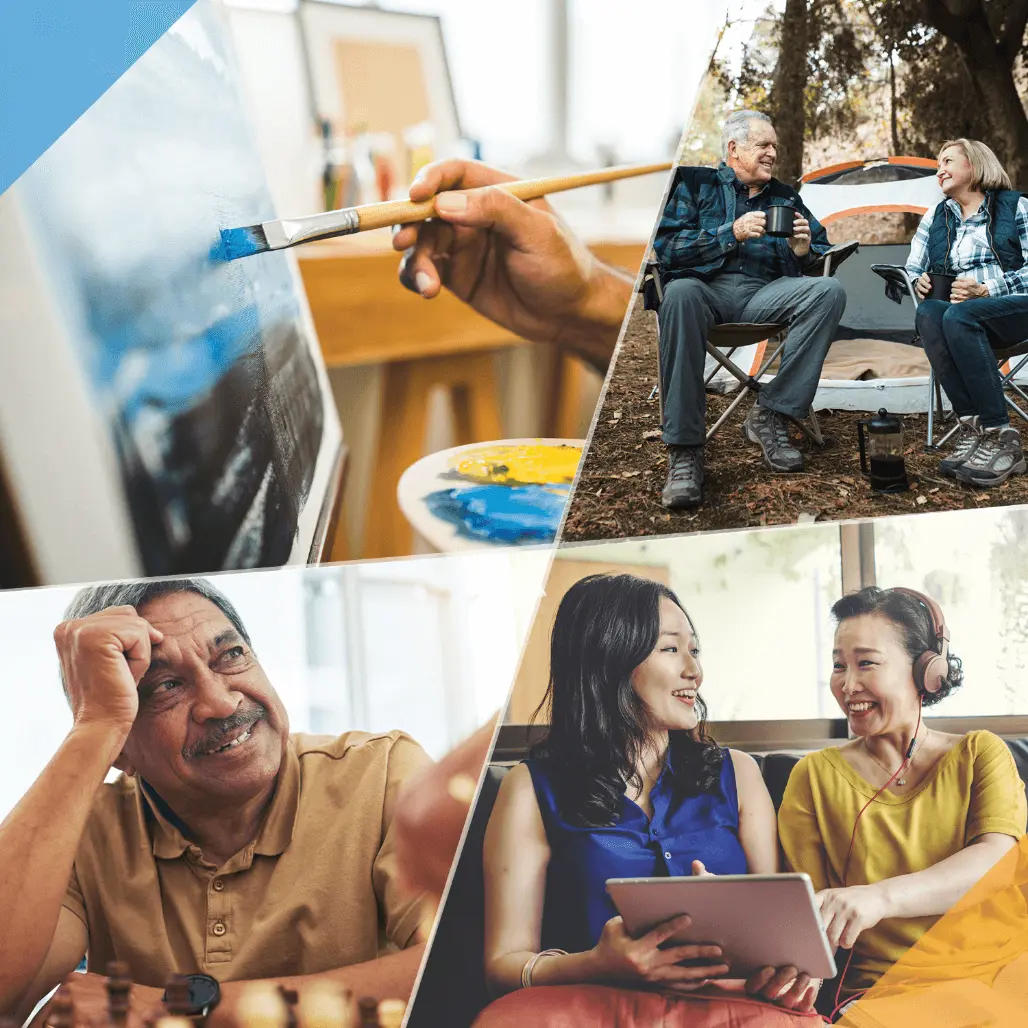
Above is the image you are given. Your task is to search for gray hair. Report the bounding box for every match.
[721,109,773,161]
[60,577,253,699]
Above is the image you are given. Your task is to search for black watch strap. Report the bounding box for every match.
[162,973,220,1018]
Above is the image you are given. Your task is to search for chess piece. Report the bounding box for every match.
[164,975,193,1019]
[356,998,379,1028]
[275,986,297,1028]
[295,983,354,1028]
[49,986,75,1028]
[376,1000,405,1028]
[106,961,132,1028]
[235,983,288,1028]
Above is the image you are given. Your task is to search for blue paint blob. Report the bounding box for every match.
[424,484,569,544]
[217,226,266,261]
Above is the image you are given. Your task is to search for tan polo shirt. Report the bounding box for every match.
[63,731,431,985]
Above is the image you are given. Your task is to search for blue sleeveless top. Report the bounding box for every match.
[525,744,747,954]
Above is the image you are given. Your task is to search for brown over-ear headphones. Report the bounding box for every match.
[889,587,950,695]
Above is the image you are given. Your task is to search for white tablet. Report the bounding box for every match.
[606,873,837,980]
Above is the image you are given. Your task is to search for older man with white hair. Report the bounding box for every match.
[654,109,845,508]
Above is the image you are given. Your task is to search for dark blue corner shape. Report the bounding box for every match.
[0,1,198,195]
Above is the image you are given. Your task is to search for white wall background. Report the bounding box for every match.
[558,525,843,722]
[0,548,551,821]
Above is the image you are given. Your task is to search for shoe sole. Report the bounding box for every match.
[954,457,1027,487]
[662,493,702,509]
[741,422,804,473]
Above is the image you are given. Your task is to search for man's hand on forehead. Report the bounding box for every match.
[54,605,164,738]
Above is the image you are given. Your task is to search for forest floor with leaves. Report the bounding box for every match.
[562,299,1028,542]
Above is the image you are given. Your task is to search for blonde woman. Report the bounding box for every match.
[905,139,1028,487]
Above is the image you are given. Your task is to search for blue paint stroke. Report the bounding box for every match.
[215,225,268,261]
[424,484,569,545]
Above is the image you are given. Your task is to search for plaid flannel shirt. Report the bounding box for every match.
[654,164,829,281]
[905,196,1028,297]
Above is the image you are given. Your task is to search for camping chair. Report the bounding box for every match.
[643,241,859,445]
[871,264,1028,449]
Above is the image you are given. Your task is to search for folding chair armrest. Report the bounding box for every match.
[807,239,859,278]
[871,263,920,306]
[640,256,665,308]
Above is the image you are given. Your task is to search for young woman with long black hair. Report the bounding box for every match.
[481,573,816,1012]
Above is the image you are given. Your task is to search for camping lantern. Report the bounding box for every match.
[858,408,909,493]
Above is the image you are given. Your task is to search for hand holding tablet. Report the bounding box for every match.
[606,873,838,982]
[587,912,730,988]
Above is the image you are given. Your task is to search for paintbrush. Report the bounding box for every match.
[218,161,673,261]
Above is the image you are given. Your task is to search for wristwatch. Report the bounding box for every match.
[162,973,221,1019]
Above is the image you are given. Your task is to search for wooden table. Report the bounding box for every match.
[298,229,644,559]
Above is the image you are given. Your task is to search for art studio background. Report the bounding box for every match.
[0,546,551,823]
[222,0,729,560]
[0,0,730,587]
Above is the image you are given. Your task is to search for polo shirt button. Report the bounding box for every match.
[664,851,672,860]
[212,878,225,892]
[212,921,227,937]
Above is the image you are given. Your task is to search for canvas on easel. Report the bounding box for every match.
[0,0,343,587]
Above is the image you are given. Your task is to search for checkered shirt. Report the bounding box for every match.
[905,195,1028,297]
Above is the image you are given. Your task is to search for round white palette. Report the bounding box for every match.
[397,438,585,552]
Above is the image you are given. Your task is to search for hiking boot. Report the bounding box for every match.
[939,416,982,477]
[954,426,1026,487]
[662,445,704,508]
[742,405,804,472]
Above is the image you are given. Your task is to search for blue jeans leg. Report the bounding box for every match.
[916,299,975,416]
[940,294,1028,427]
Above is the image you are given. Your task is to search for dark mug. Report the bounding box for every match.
[928,272,956,301]
[766,205,796,238]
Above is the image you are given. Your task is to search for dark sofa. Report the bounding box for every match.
[408,740,1028,1028]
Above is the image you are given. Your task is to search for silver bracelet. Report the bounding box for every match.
[521,948,569,988]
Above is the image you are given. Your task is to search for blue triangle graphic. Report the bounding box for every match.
[1,1,198,194]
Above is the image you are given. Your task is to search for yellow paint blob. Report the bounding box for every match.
[453,444,581,485]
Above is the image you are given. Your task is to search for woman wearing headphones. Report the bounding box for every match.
[778,587,1026,1018]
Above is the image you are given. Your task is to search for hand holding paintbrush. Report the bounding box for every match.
[218,160,670,259]
[219,158,664,372]
[393,158,647,372]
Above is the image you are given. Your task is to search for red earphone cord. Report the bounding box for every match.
[821,700,924,1023]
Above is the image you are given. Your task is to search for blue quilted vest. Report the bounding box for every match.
[926,189,1025,273]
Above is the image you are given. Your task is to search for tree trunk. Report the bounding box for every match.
[965,61,1028,187]
[924,0,1028,187]
[768,0,809,186]
[889,50,901,153]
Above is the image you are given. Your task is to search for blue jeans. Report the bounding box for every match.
[915,295,1028,428]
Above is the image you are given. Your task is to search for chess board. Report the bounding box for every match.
[35,964,406,1028]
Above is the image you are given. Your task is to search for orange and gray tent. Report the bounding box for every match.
[705,157,1026,412]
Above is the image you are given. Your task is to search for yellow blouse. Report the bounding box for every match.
[778,730,1026,998]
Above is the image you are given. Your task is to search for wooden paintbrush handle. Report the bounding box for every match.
[356,197,437,231]
[354,161,672,232]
